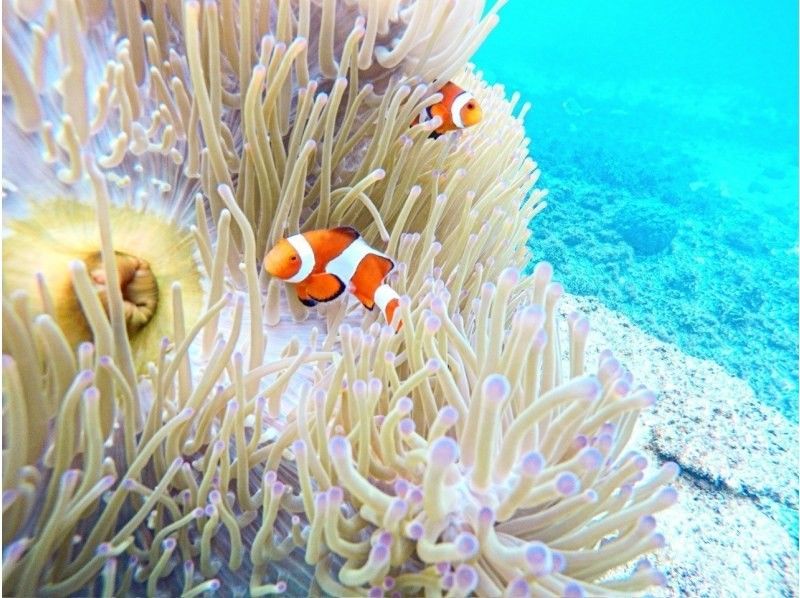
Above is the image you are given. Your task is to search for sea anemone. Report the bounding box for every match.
[3,198,203,371]
[276,262,679,596]
[2,1,676,596]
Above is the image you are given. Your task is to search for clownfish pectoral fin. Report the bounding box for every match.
[331,226,360,241]
[297,293,318,307]
[305,273,346,303]
[294,281,318,307]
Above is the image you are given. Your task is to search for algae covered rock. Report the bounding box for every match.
[614,199,679,256]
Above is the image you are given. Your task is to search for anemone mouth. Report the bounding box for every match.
[84,251,158,335]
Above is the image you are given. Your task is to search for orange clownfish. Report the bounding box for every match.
[412,81,483,139]
[264,227,402,329]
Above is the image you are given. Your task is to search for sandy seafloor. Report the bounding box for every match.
[472,2,799,594]
[559,294,798,596]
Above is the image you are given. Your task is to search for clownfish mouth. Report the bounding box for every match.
[263,244,296,280]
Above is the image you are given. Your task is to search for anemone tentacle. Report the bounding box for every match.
[2,1,674,596]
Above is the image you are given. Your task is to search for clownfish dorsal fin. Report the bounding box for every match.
[331,226,360,241]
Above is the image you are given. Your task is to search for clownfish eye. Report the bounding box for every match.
[467,101,476,110]
[290,256,298,261]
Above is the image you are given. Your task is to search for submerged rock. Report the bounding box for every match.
[614,200,679,256]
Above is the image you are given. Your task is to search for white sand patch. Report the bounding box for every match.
[559,294,798,596]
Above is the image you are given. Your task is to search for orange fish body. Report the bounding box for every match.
[412,81,483,138]
[264,227,402,329]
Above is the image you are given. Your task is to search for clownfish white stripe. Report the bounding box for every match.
[264,227,404,330]
[450,92,473,129]
[325,238,375,287]
[418,107,431,123]
[285,233,316,283]
[375,284,400,314]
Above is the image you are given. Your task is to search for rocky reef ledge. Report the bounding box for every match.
[559,295,799,597]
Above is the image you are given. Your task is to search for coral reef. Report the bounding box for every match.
[516,76,799,422]
[2,1,676,596]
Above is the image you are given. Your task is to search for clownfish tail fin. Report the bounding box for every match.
[375,284,402,331]
[385,297,402,331]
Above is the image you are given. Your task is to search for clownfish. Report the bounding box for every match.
[412,81,483,139]
[264,227,402,329]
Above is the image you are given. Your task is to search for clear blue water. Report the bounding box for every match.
[474,1,799,423]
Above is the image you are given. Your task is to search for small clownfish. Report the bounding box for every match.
[264,227,402,329]
[412,81,483,139]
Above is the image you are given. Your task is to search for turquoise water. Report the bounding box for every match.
[475,1,799,421]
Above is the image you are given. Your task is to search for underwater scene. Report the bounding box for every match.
[477,0,800,594]
[1,1,797,597]
[476,0,800,422]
